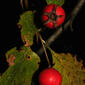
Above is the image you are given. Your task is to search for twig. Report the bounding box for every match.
[20,0,24,9]
[37,0,85,55]
[38,33,51,67]
[71,0,85,20]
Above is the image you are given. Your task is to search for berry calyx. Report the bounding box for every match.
[39,68,62,85]
[42,4,65,29]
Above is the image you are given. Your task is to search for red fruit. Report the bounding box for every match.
[39,68,62,85]
[42,4,65,29]
[42,15,48,21]
[45,21,55,29]
[43,4,56,13]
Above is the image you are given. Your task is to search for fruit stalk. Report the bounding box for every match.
[38,33,51,67]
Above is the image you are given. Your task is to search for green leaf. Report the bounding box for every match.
[49,48,85,85]
[19,11,38,46]
[0,47,40,85]
[46,0,65,6]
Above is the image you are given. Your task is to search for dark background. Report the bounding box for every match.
[0,0,85,74]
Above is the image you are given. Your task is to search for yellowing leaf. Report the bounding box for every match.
[0,47,40,85]
[49,48,85,85]
[19,11,38,46]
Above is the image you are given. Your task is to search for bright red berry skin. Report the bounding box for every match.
[42,15,49,21]
[45,21,55,28]
[55,6,65,26]
[43,4,56,13]
[39,68,62,85]
[42,4,65,29]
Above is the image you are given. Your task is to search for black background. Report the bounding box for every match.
[0,0,85,74]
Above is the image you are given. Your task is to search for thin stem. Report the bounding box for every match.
[37,27,63,55]
[38,33,51,67]
[20,0,24,9]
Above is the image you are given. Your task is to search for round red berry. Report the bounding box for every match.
[42,4,65,29]
[39,68,62,85]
